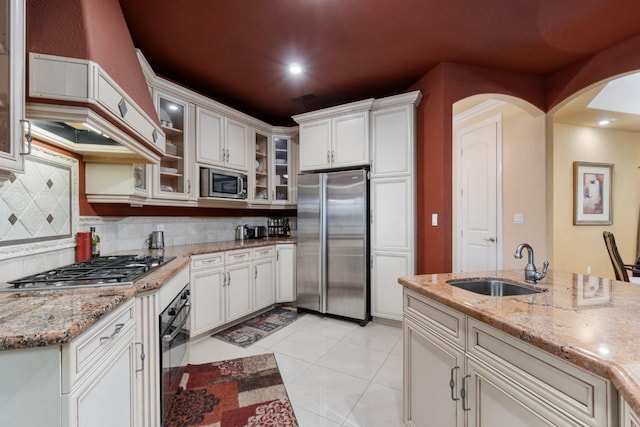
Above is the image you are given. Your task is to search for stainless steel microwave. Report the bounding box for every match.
[200,167,247,199]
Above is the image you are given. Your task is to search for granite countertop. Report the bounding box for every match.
[0,238,295,351]
[398,269,640,415]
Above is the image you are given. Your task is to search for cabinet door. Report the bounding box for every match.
[372,251,409,320]
[0,0,25,174]
[191,266,226,335]
[253,257,275,310]
[332,112,369,168]
[154,93,189,199]
[253,130,270,202]
[299,119,331,171]
[621,399,640,427]
[272,136,292,203]
[225,118,248,171]
[371,105,413,177]
[70,329,136,427]
[226,263,253,322]
[276,244,296,302]
[371,177,413,251]
[195,106,224,166]
[465,357,574,427]
[404,316,464,427]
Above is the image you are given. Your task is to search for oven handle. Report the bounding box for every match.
[162,302,191,343]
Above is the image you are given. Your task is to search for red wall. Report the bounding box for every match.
[408,34,640,274]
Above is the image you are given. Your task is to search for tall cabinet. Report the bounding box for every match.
[370,91,422,321]
[0,0,25,174]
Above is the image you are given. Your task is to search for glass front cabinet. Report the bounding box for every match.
[253,130,270,203]
[153,92,190,200]
[272,136,291,204]
[0,0,25,174]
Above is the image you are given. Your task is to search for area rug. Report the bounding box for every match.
[163,353,298,427]
[213,307,304,348]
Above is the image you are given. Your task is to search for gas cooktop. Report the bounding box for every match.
[4,255,175,291]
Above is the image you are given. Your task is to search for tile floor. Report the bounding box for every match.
[190,312,404,427]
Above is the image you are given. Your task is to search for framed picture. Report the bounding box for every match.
[573,161,613,225]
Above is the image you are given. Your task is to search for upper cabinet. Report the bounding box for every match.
[272,135,293,204]
[293,98,373,172]
[252,129,270,203]
[0,0,25,174]
[195,106,248,172]
[152,91,192,200]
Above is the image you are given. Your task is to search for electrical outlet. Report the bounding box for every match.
[156,224,164,231]
[290,220,297,230]
[514,213,525,224]
[431,213,438,226]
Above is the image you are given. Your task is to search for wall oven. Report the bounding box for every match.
[200,167,247,199]
[160,284,191,425]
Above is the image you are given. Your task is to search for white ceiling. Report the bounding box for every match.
[552,72,640,132]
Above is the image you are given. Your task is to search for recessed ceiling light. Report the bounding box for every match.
[288,63,303,75]
[598,119,615,126]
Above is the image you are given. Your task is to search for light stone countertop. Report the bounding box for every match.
[398,269,640,416]
[0,238,295,351]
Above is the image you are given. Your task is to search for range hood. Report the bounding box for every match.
[25,0,164,164]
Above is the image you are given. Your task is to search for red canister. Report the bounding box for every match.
[76,232,92,262]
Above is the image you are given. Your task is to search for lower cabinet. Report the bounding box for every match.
[191,245,296,337]
[253,246,276,311]
[64,299,138,427]
[403,289,618,427]
[621,399,640,427]
[276,244,296,302]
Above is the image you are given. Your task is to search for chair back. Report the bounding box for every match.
[603,231,629,282]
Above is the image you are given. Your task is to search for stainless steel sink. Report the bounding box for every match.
[446,279,543,296]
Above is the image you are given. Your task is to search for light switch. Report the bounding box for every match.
[432,213,438,226]
[514,213,524,224]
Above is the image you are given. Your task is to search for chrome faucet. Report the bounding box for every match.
[514,243,549,284]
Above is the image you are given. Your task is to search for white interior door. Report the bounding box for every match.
[458,116,501,272]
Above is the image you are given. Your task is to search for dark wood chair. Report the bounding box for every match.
[603,231,640,282]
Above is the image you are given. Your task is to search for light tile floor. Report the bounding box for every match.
[189,312,404,427]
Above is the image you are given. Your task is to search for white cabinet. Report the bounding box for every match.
[403,289,617,427]
[272,135,294,204]
[253,246,275,310]
[276,244,296,302]
[370,91,421,321]
[621,399,640,427]
[195,105,248,172]
[0,0,26,174]
[225,249,253,322]
[64,299,137,427]
[153,91,192,200]
[294,99,373,171]
[190,253,226,336]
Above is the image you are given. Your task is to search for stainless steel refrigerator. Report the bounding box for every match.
[296,169,370,325]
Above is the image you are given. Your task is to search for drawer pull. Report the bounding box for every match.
[450,366,460,401]
[100,323,124,343]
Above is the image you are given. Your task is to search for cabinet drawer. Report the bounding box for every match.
[252,246,275,260]
[403,289,465,348]
[62,299,135,392]
[467,318,615,427]
[191,252,224,269]
[225,249,251,264]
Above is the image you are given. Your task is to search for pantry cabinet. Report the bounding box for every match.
[403,289,617,427]
[294,99,373,172]
[370,91,421,321]
[0,0,26,175]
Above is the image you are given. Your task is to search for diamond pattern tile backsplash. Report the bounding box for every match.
[0,156,72,245]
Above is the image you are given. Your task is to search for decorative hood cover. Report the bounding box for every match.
[25,0,164,163]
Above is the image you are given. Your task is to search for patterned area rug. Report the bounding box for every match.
[164,353,298,427]
[213,307,304,348]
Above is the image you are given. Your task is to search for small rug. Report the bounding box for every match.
[163,353,298,427]
[213,307,304,348]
